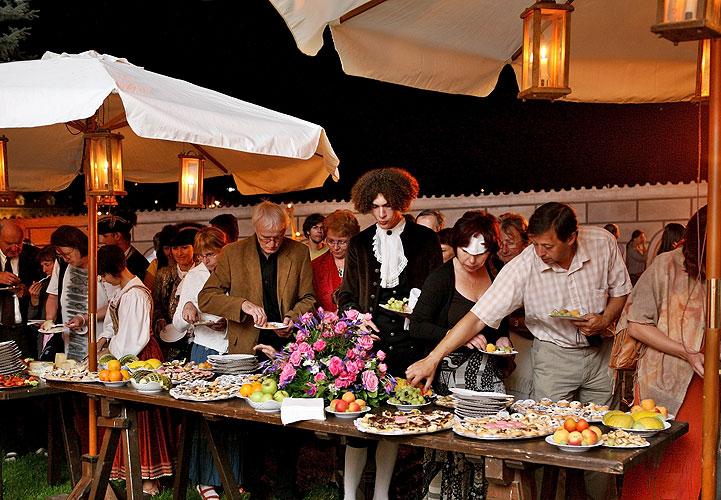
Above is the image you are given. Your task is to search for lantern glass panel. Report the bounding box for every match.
[662,0,701,23]
[700,38,710,98]
[0,139,7,192]
[179,156,203,207]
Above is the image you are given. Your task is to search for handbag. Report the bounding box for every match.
[608,327,646,371]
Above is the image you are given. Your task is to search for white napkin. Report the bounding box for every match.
[404,287,421,330]
[280,398,326,425]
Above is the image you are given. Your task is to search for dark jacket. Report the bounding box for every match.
[337,222,442,317]
[409,257,508,346]
[14,244,44,324]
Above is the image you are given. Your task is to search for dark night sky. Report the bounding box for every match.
[19,0,708,210]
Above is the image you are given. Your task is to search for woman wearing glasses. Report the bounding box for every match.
[311,210,360,312]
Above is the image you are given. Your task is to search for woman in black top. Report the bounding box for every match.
[410,210,511,500]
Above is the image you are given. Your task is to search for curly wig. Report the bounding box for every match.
[350,168,420,214]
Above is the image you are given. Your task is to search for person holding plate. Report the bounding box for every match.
[410,210,510,500]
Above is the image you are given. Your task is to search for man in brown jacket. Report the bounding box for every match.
[198,201,315,354]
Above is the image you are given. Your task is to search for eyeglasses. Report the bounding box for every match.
[257,234,284,243]
[327,239,349,247]
[56,248,75,259]
[198,252,218,260]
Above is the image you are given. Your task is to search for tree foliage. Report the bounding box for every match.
[0,0,37,61]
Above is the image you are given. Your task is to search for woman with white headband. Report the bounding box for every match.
[410,210,513,500]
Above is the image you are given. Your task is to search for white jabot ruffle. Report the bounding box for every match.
[373,219,407,288]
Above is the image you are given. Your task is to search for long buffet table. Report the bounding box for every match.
[46,380,688,500]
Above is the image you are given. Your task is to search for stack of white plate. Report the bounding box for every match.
[207,354,259,375]
[0,341,25,375]
[450,388,515,419]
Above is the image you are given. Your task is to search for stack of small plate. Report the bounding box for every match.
[0,341,25,375]
[207,354,259,375]
[449,388,515,418]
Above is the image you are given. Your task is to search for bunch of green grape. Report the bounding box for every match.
[385,297,408,311]
[389,385,427,405]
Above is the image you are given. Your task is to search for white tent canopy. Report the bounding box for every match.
[0,51,339,193]
[270,0,699,103]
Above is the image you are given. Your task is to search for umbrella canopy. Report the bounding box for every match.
[0,51,339,194]
[270,0,698,103]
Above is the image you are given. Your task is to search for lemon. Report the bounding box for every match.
[486,344,497,353]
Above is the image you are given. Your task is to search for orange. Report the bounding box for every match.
[107,360,121,372]
[120,369,130,381]
[240,384,254,398]
[109,370,123,382]
[99,369,110,382]
[641,398,656,411]
[341,392,355,403]
[251,381,263,393]
[355,399,366,408]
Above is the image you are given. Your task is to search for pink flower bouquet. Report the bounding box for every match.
[260,308,395,407]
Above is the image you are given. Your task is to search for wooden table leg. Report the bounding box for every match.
[565,468,587,500]
[119,406,143,500]
[58,394,83,486]
[172,412,193,500]
[484,457,536,500]
[202,415,242,500]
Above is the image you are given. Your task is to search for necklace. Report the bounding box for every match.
[338,268,344,278]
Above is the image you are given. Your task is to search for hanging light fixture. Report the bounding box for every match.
[0,136,9,193]
[652,0,721,43]
[697,38,711,99]
[177,152,205,208]
[85,132,126,196]
[518,1,574,101]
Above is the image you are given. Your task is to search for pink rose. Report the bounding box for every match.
[376,350,386,361]
[312,339,326,352]
[363,313,373,322]
[287,342,298,352]
[295,331,307,343]
[362,370,379,393]
[346,349,355,359]
[334,321,348,334]
[306,384,318,396]
[298,342,312,354]
[357,335,373,350]
[328,356,343,376]
[356,359,365,371]
[334,377,350,389]
[314,372,326,382]
[301,312,313,323]
[279,364,296,386]
[378,363,387,374]
[345,361,359,376]
[323,311,339,323]
[289,350,303,367]
[344,309,359,320]
[384,379,394,393]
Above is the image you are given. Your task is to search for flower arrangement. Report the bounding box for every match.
[260,308,395,407]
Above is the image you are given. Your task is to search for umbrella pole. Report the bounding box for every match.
[702,37,721,500]
[87,193,98,456]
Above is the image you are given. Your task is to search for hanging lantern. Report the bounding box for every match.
[652,0,721,43]
[518,2,574,101]
[0,136,9,193]
[697,38,711,99]
[178,152,205,208]
[85,132,126,196]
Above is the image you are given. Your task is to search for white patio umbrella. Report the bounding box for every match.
[270,0,698,103]
[0,50,339,194]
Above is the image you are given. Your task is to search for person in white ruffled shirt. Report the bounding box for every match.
[337,167,442,500]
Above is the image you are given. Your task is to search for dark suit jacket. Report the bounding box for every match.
[198,235,316,354]
[337,222,442,317]
[11,244,44,324]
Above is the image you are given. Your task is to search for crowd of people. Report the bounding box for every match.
[0,167,707,500]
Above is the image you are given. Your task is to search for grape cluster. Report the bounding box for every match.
[389,385,429,405]
[384,297,408,311]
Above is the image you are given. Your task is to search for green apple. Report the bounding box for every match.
[260,392,274,402]
[261,378,278,394]
[273,390,289,402]
[250,391,264,402]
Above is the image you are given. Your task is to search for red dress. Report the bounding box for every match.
[311,251,342,312]
[620,375,703,500]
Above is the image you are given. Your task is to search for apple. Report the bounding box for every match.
[260,393,274,402]
[553,429,570,444]
[576,419,589,432]
[581,429,598,446]
[335,400,349,412]
[261,378,278,394]
[563,418,577,432]
[589,426,602,440]
[273,390,289,402]
[342,392,355,403]
[348,402,361,412]
[630,404,642,414]
[567,431,583,446]
[330,399,340,411]
[655,406,668,418]
[250,391,264,402]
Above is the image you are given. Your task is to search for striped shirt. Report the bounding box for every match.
[471,226,632,347]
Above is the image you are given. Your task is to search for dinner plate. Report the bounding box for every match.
[481,349,519,357]
[388,401,433,412]
[452,424,553,440]
[325,406,371,418]
[253,322,287,330]
[450,388,514,400]
[101,380,129,388]
[379,304,412,317]
[193,320,218,327]
[544,435,604,452]
[241,396,282,412]
[548,314,586,321]
[602,441,650,449]
[39,326,65,334]
[607,420,671,437]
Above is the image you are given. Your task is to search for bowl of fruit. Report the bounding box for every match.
[602,399,671,437]
[547,418,603,452]
[326,392,371,418]
[388,380,434,411]
[241,378,287,412]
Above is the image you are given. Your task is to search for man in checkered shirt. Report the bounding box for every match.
[407,202,632,407]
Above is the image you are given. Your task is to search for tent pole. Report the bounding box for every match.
[87,193,98,456]
[702,37,721,500]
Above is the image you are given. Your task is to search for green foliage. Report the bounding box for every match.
[0,0,37,61]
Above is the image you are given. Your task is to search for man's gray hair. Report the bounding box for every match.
[252,201,290,232]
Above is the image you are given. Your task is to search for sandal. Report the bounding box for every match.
[4,452,17,463]
[196,485,220,500]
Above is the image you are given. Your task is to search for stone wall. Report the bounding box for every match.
[16,181,707,258]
